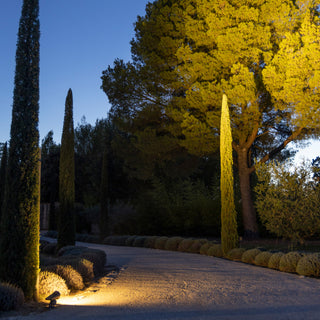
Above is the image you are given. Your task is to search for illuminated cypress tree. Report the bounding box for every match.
[0,142,8,223]
[58,89,75,249]
[220,94,238,256]
[0,0,40,300]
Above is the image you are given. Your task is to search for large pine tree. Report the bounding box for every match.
[58,89,75,250]
[220,95,238,255]
[0,0,40,300]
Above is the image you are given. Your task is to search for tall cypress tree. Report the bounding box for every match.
[0,142,8,224]
[0,0,40,300]
[58,89,75,249]
[100,146,109,239]
[220,94,238,256]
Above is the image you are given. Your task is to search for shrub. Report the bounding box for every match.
[207,244,223,258]
[38,271,69,300]
[200,243,211,255]
[254,251,273,267]
[40,240,50,252]
[296,253,320,277]
[188,239,208,254]
[241,248,262,264]
[111,236,130,246]
[225,248,246,261]
[59,257,94,283]
[268,252,285,270]
[80,249,106,276]
[0,282,24,311]
[41,243,57,255]
[279,252,303,273]
[125,236,137,247]
[133,236,147,247]
[144,236,158,248]
[44,265,84,291]
[165,237,184,251]
[44,230,58,238]
[154,237,169,250]
[255,162,320,244]
[57,245,87,257]
[177,239,194,252]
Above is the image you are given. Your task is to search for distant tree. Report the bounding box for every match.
[0,0,40,300]
[220,95,238,255]
[0,142,8,223]
[58,89,75,250]
[100,145,109,239]
[311,156,320,183]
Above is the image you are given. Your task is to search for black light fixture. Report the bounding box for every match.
[46,291,61,309]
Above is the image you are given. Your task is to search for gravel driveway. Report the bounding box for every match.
[6,239,320,320]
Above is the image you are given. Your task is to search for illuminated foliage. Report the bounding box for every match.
[58,89,75,250]
[0,0,40,300]
[220,95,238,255]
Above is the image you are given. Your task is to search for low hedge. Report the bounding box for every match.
[254,251,273,267]
[207,244,223,258]
[0,282,24,311]
[268,252,284,270]
[226,248,246,261]
[241,248,262,264]
[296,253,320,277]
[279,252,304,273]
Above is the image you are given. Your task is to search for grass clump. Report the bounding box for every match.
[44,265,84,291]
[225,248,246,261]
[241,248,262,264]
[254,251,273,267]
[207,244,223,257]
[0,282,24,311]
[165,237,184,251]
[279,252,303,273]
[296,253,320,277]
[38,271,69,300]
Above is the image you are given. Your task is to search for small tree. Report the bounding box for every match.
[220,94,238,255]
[255,161,320,244]
[58,89,75,249]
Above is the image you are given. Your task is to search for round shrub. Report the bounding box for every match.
[40,240,50,252]
[42,242,57,255]
[241,248,262,264]
[40,255,59,267]
[200,243,211,255]
[44,265,84,291]
[80,249,106,276]
[38,271,69,300]
[177,239,194,252]
[207,244,223,258]
[102,236,113,245]
[296,253,320,277]
[59,257,94,283]
[188,240,207,254]
[144,236,158,248]
[0,282,24,311]
[226,248,246,261]
[279,252,303,273]
[154,237,169,250]
[268,252,285,270]
[111,236,130,246]
[58,245,87,257]
[125,236,137,246]
[254,251,273,267]
[133,236,147,247]
[165,237,184,251]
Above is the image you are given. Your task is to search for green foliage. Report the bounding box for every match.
[38,271,69,300]
[268,252,285,270]
[144,236,158,249]
[220,94,238,255]
[279,252,304,273]
[254,251,273,267]
[296,253,320,277]
[100,146,109,239]
[154,237,169,250]
[188,239,208,254]
[58,89,75,250]
[0,282,24,311]
[207,244,223,258]
[165,237,184,251]
[200,243,211,255]
[225,248,246,261]
[44,265,84,291]
[241,248,262,264]
[0,142,8,223]
[0,0,40,300]
[177,238,194,252]
[255,161,320,244]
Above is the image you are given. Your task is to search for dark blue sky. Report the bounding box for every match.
[0,0,149,143]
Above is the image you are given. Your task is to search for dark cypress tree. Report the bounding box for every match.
[0,142,8,223]
[100,146,109,239]
[58,89,75,249]
[0,0,40,300]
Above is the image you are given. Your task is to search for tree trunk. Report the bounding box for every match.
[237,148,259,239]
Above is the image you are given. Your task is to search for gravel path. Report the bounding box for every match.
[6,240,320,320]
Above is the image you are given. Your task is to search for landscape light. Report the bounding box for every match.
[45,291,61,309]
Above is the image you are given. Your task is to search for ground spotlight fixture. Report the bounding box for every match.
[46,291,61,309]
